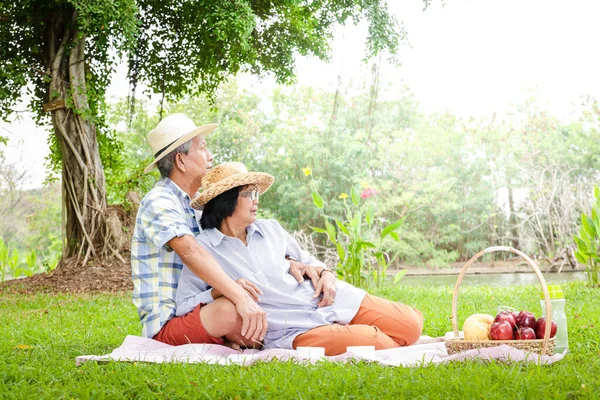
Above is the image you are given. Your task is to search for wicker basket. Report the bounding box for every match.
[445,246,556,356]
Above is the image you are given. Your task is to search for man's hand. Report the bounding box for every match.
[288,260,320,288]
[168,235,267,342]
[313,270,337,307]
[235,294,268,342]
[212,278,263,302]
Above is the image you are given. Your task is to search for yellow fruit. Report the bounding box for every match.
[463,314,495,340]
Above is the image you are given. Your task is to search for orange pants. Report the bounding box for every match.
[292,294,423,356]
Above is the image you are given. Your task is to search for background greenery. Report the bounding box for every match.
[1,77,599,276]
[1,282,598,399]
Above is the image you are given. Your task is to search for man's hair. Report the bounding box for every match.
[156,140,192,179]
[200,186,243,230]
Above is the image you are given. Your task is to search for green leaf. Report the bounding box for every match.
[325,220,337,242]
[309,225,327,234]
[335,220,349,235]
[352,211,362,235]
[574,236,588,252]
[350,186,360,207]
[579,224,591,244]
[393,269,407,285]
[374,251,386,265]
[592,206,600,236]
[582,215,595,237]
[336,243,346,261]
[381,217,406,239]
[358,241,376,249]
[312,191,324,209]
[574,250,588,265]
[390,231,400,241]
[594,185,600,201]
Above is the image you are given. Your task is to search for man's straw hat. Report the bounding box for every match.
[144,113,217,174]
[191,162,274,210]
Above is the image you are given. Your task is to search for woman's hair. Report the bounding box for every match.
[200,185,243,230]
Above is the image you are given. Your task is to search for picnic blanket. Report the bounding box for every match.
[76,333,566,367]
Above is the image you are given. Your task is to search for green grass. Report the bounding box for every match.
[1,282,599,399]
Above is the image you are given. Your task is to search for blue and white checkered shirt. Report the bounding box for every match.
[131,178,213,338]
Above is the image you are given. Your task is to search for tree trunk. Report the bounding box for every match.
[45,9,110,264]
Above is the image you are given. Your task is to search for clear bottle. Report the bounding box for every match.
[540,285,568,354]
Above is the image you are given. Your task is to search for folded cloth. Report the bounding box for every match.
[76,334,566,367]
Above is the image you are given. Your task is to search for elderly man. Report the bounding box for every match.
[131,113,270,347]
[131,113,325,348]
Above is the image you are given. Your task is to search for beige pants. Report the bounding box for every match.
[292,294,423,356]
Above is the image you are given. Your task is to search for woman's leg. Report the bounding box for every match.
[349,294,423,346]
[292,295,423,356]
[292,323,400,356]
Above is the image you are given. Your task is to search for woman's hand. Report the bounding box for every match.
[313,270,337,307]
[212,278,263,302]
[288,260,320,288]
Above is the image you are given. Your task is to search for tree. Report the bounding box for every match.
[0,0,411,265]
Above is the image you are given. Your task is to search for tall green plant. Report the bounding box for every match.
[0,238,7,282]
[573,185,600,287]
[24,250,37,278]
[0,238,21,281]
[310,180,405,288]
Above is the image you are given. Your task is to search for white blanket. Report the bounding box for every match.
[76,334,566,367]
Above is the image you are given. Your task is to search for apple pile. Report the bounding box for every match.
[489,310,557,341]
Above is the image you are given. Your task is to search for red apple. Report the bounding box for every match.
[494,311,517,330]
[490,321,514,340]
[535,317,557,339]
[515,311,537,330]
[515,327,536,340]
[511,311,519,321]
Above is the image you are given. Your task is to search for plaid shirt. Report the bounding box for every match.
[131,178,213,338]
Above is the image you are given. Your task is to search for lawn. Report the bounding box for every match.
[1,281,599,399]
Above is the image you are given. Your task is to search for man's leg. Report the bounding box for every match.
[292,324,400,356]
[153,297,250,347]
[200,297,260,348]
[349,294,423,346]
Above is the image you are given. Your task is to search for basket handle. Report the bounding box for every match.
[451,246,553,355]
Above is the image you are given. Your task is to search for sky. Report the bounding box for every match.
[2,0,600,188]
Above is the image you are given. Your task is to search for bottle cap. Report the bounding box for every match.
[541,285,564,300]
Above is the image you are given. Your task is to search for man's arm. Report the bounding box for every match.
[169,235,267,342]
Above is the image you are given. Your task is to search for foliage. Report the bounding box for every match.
[102,82,600,269]
[0,0,406,171]
[310,180,405,288]
[0,0,139,176]
[0,238,12,282]
[24,250,37,277]
[0,282,598,398]
[0,179,61,279]
[0,0,408,264]
[104,99,160,204]
[130,0,404,103]
[0,237,51,282]
[573,185,600,287]
[0,139,61,278]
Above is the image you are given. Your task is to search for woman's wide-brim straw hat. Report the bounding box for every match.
[144,113,217,174]
[191,162,274,210]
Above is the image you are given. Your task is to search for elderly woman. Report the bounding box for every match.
[176,162,423,355]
